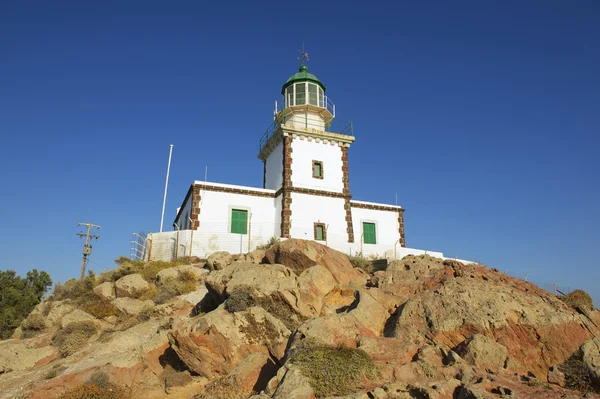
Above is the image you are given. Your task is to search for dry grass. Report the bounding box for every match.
[289,339,378,397]
[559,352,600,394]
[149,272,198,304]
[80,299,121,319]
[20,313,47,338]
[58,382,130,399]
[255,236,280,251]
[194,377,255,399]
[103,257,202,283]
[562,289,594,310]
[52,321,97,357]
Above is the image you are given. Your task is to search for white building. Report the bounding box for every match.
[147,62,450,261]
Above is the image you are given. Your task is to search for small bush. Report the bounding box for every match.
[45,369,58,379]
[80,299,120,319]
[562,289,594,310]
[88,371,111,388]
[58,382,130,399]
[256,236,281,251]
[138,286,159,302]
[53,279,92,301]
[347,253,373,273]
[224,285,255,313]
[20,313,47,338]
[52,321,97,357]
[290,339,378,397]
[136,307,159,322]
[152,273,197,304]
[559,352,600,394]
[195,377,252,399]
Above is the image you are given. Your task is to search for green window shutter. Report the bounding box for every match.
[316,225,324,241]
[363,222,376,244]
[231,209,248,234]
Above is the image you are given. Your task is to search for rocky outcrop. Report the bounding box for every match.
[93,281,116,301]
[114,273,151,298]
[113,298,154,316]
[207,251,234,271]
[168,305,290,378]
[581,337,600,384]
[265,239,366,286]
[2,240,599,399]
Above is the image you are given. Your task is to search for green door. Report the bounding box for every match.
[363,222,376,244]
[231,209,248,234]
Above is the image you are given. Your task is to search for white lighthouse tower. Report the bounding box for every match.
[259,57,356,243]
[167,55,426,260]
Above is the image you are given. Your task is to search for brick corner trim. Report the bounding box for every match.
[341,147,354,243]
[280,135,293,238]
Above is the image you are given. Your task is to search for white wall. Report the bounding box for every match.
[289,193,347,240]
[265,142,283,190]
[194,189,278,255]
[291,139,344,192]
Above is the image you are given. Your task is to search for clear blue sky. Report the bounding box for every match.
[1,1,598,303]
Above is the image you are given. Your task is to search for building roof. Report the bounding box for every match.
[281,64,326,94]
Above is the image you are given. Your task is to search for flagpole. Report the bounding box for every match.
[160,144,174,233]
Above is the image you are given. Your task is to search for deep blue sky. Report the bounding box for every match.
[1,1,598,303]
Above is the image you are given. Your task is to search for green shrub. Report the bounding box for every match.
[20,313,47,338]
[45,369,58,379]
[0,269,52,339]
[562,289,594,310]
[80,299,121,319]
[52,321,97,357]
[289,339,378,397]
[53,272,96,301]
[88,371,111,388]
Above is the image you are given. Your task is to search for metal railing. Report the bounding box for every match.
[259,118,353,152]
[130,232,147,261]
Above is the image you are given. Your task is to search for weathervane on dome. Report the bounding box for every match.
[297,42,309,66]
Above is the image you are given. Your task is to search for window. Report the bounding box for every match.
[308,83,318,106]
[231,209,248,234]
[318,87,324,107]
[363,222,376,244]
[312,160,323,179]
[314,223,326,241]
[295,83,306,105]
[286,86,294,107]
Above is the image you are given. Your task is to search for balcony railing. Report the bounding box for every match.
[260,117,353,152]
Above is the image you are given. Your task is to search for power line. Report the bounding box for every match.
[76,223,100,281]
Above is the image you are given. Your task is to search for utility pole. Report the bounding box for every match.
[77,223,100,281]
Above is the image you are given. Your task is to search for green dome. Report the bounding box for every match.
[281,64,326,95]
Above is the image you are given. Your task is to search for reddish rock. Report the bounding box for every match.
[264,239,366,286]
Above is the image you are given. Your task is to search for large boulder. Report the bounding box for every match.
[59,309,98,328]
[168,305,290,378]
[93,281,116,301]
[455,334,508,370]
[205,262,336,319]
[113,298,154,316]
[265,239,366,286]
[207,251,234,271]
[114,273,151,298]
[581,337,600,384]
